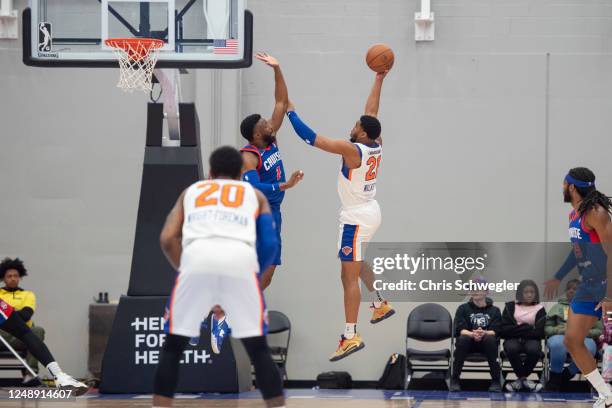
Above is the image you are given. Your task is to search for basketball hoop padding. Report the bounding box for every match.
[105,38,164,92]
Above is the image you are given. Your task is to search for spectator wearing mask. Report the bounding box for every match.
[501,279,546,393]
[545,278,602,391]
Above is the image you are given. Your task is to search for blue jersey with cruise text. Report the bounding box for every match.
[240,143,286,210]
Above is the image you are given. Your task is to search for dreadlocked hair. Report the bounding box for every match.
[568,167,612,216]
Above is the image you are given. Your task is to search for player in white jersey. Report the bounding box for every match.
[286,71,395,361]
[152,147,285,408]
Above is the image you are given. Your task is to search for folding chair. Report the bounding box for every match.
[266,311,291,381]
[405,303,453,389]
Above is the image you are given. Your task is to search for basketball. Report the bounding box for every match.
[365,44,394,73]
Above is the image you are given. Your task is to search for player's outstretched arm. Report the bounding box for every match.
[364,71,387,145]
[254,190,279,273]
[286,102,360,164]
[256,52,288,134]
[160,191,185,270]
[364,71,388,118]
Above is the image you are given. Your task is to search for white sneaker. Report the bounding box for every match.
[505,379,523,392]
[593,395,612,408]
[54,372,88,396]
[522,379,542,393]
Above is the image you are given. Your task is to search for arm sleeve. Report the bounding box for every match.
[243,170,280,195]
[286,111,317,145]
[256,213,279,274]
[23,291,36,311]
[488,307,502,336]
[526,309,547,339]
[554,250,577,281]
[453,305,468,337]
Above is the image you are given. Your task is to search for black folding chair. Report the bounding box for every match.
[405,303,453,389]
[267,311,291,381]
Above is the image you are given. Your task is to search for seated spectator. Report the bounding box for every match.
[450,280,502,392]
[0,258,45,384]
[545,278,602,391]
[501,279,546,393]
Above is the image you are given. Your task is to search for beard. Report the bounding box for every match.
[563,188,571,203]
[263,133,275,146]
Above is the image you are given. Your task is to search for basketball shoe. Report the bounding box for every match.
[330,334,365,362]
[370,301,395,324]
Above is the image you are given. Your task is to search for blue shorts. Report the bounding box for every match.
[271,209,282,266]
[570,300,602,318]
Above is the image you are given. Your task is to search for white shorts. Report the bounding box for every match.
[166,238,267,339]
[337,200,381,262]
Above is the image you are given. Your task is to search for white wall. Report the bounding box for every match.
[0,0,611,380]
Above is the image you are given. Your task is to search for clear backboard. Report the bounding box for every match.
[23,0,252,68]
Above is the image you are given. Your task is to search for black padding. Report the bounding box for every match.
[146,103,164,146]
[406,303,452,341]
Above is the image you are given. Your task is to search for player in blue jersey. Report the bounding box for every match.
[544,167,612,408]
[197,53,303,355]
[240,52,304,290]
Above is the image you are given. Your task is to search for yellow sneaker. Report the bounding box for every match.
[370,301,395,324]
[329,334,365,362]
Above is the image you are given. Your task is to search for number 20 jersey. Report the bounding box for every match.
[182,179,259,248]
[338,142,382,209]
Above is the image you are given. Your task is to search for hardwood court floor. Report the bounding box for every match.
[0,389,600,407]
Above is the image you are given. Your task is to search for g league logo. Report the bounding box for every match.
[38,22,52,52]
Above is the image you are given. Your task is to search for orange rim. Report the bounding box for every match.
[105,37,164,61]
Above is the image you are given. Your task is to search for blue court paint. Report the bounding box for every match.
[87,389,597,403]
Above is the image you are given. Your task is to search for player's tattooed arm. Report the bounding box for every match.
[286,101,361,167]
[256,52,289,134]
[160,191,185,270]
[587,207,612,300]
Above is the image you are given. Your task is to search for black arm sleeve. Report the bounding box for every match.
[525,308,547,339]
[453,304,469,337]
[488,307,502,336]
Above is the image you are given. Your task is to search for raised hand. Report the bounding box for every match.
[255,52,279,68]
[285,170,304,189]
[287,100,296,112]
[376,70,389,81]
[543,279,561,300]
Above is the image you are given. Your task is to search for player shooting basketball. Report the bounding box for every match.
[285,71,395,361]
[544,167,612,408]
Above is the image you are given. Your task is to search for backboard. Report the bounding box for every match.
[23,0,252,69]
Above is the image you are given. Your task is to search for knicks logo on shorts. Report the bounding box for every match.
[342,246,353,256]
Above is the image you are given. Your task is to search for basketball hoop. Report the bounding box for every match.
[105,38,164,92]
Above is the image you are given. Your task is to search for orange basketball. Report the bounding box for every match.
[366,44,394,73]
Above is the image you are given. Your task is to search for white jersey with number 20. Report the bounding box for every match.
[182,179,259,248]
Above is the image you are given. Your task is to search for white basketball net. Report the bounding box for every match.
[106,39,164,93]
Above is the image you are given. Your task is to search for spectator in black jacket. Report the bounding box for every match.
[450,280,502,392]
[501,279,546,393]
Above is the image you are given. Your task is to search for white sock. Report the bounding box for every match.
[585,369,612,398]
[46,362,62,378]
[344,323,356,339]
